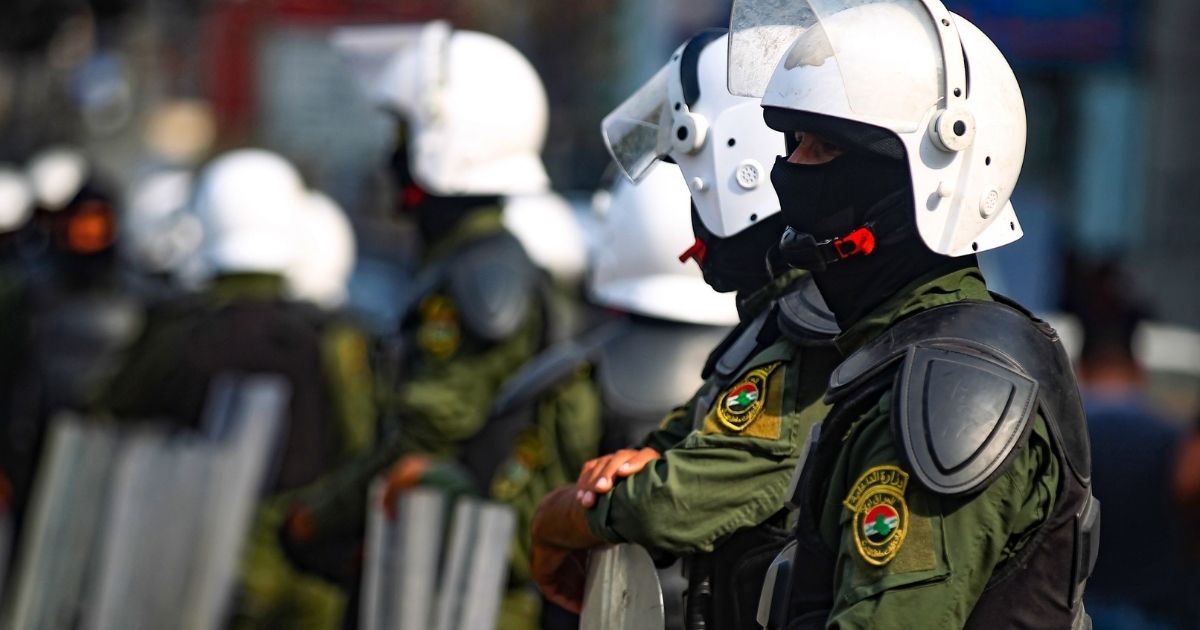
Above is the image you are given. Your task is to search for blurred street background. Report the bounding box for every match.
[1,0,1199,628]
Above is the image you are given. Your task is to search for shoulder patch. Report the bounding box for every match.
[703,362,784,439]
[417,294,461,359]
[844,465,909,567]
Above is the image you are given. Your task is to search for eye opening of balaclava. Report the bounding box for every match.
[682,202,785,296]
[763,108,977,328]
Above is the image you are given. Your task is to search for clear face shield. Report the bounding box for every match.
[729,0,946,128]
[600,65,673,184]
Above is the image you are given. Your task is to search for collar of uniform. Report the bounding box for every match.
[737,268,812,320]
[833,266,991,356]
[423,206,505,263]
[209,272,286,302]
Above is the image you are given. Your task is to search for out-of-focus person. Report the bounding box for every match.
[97,149,376,630]
[5,146,140,531]
[280,23,572,629]
[0,166,35,528]
[1070,260,1197,629]
[471,162,741,629]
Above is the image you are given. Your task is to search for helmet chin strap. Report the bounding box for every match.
[778,192,913,272]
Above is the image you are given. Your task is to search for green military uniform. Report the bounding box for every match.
[291,207,595,630]
[782,267,1078,629]
[100,273,377,630]
[585,271,843,627]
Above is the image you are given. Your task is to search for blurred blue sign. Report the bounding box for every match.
[948,0,1140,65]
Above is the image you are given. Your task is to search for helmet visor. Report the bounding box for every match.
[601,65,673,183]
[730,0,943,127]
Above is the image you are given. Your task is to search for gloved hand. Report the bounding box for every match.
[575,448,661,507]
[531,485,605,613]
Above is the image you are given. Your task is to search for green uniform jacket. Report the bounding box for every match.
[811,268,1060,629]
[585,274,843,556]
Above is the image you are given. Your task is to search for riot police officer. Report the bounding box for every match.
[530,31,843,629]
[723,1,1098,626]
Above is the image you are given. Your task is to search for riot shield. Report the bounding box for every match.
[1,375,288,630]
[3,417,121,630]
[433,498,517,630]
[580,544,666,630]
[359,483,447,630]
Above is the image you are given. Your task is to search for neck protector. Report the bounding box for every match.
[771,153,972,328]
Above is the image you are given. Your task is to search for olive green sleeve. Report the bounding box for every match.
[584,429,799,556]
[824,401,1059,629]
[637,401,696,453]
[318,322,377,458]
[393,314,542,458]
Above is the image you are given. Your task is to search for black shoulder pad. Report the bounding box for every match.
[827,300,1089,496]
[446,233,539,343]
[490,319,628,418]
[894,342,1038,497]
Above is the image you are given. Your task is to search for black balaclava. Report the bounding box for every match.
[683,203,785,296]
[389,124,499,246]
[767,112,976,329]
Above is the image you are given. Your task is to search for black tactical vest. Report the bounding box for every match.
[783,299,1098,630]
[145,298,335,494]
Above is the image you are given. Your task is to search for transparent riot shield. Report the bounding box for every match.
[3,416,121,630]
[359,482,447,630]
[2,375,288,630]
[183,375,289,630]
[580,544,665,630]
[84,375,288,630]
[433,498,517,630]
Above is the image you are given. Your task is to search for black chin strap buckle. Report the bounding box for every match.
[779,224,877,272]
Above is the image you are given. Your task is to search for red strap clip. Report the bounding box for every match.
[833,226,877,259]
[678,238,708,265]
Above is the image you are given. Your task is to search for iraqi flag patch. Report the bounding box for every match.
[844,465,910,566]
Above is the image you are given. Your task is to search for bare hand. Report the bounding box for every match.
[574,448,662,507]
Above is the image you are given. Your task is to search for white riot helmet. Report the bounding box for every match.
[122,169,203,275]
[27,146,89,212]
[332,22,550,196]
[0,167,34,233]
[192,149,305,276]
[589,163,739,326]
[729,0,1026,257]
[603,30,785,239]
[288,191,356,309]
[502,193,588,285]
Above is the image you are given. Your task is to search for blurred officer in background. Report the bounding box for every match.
[99,149,376,629]
[710,1,1097,626]
[1069,261,1195,629]
[3,146,140,533]
[437,162,739,629]
[530,30,843,629]
[0,166,36,526]
[280,22,569,628]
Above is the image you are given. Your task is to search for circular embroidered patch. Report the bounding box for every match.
[417,294,461,359]
[715,365,775,432]
[844,465,910,566]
